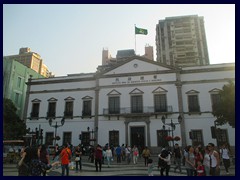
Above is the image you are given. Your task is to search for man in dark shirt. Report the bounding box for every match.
[173,143,182,173]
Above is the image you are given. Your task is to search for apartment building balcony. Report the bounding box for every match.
[103,106,173,118]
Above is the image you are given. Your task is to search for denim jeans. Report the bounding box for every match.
[186,168,195,176]
[75,159,82,171]
[61,164,69,176]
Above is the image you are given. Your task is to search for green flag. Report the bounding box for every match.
[135,26,148,35]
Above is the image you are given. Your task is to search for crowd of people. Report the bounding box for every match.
[157,142,232,176]
[16,141,232,176]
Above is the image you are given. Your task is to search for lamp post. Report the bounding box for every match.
[161,115,182,150]
[87,126,98,146]
[49,117,65,146]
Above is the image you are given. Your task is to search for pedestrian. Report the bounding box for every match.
[203,145,211,176]
[52,143,60,160]
[125,145,132,164]
[95,144,103,172]
[173,143,182,173]
[39,144,50,176]
[18,146,58,176]
[142,146,151,166]
[88,145,95,163]
[147,158,154,176]
[17,146,32,176]
[121,144,125,161]
[132,145,139,164]
[159,148,171,176]
[194,146,203,175]
[60,143,72,176]
[115,145,122,163]
[208,143,220,176]
[196,160,205,176]
[75,145,82,173]
[220,143,231,175]
[184,145,196,176]
[106,146,113,167]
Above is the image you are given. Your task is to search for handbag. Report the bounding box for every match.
[75,157,80,161]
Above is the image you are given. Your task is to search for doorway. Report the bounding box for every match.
[130,126,145,149]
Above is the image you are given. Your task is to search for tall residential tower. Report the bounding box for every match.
[156,15,209,67]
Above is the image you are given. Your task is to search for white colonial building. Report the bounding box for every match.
[24,56,235,151]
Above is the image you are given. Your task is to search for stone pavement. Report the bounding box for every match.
[3,155,235,176]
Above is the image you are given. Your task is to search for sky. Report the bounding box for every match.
[3,4,235,76]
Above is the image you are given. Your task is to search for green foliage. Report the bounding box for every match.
[212,81,235,128]
[3,98,27,139]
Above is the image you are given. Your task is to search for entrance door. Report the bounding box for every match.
[130,126,145,148]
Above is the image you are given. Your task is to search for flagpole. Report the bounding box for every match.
[134,24,136,55]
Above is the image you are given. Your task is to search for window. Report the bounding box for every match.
[154,94,167,112]
[45,132,54,145]
[216,129,228,147]
[190,130,203,147]
[109,130,119,147]
[63,132,72,145]
[15,93,20,105]
[82,100,92,117]
[81,132,90,146]
[131,95,143,113]
[47,102,56,118]
[188,95,200,112]
[64,101,73,117]
[17,77,21,88]
[211,94,221,112]
[109,97,120,114]
[157,130,169,147]
[31,103,40,118]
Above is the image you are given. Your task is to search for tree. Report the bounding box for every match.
[212,81,235,128]
[3,98,27,139]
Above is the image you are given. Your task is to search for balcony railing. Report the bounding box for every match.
[30,112,39,118]
[103,106,173,115]
[47,111,56,118]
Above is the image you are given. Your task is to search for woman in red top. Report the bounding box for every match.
[196,160,205,176]
[95,144,103,172]
[194,147,203,175]
[60,144,72,176]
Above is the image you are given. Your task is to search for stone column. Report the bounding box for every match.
[175,69,187,148]
[94,75,100,146]
[146,120,151,146]
[124,121,129,145]
[23,75,32,123]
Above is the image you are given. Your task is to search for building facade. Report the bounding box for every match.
[24,56,234,151]
[156,15,209,67]
[4,47,53,78]
[3,58,45,119]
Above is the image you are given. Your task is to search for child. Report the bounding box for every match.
[147,158,154,176]
[196,160,205,176]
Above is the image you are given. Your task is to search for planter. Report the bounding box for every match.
[165,136,173,141]
[174,136,181,141]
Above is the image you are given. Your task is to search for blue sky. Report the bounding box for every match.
[3,4,235,76]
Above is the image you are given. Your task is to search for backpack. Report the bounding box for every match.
[158,150,168,168]
[158,157,167,168]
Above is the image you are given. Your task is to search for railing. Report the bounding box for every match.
[103,106,173,115]
[46,111,56,119]
[30,112,39,118]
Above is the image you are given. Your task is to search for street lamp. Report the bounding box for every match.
[87,126,98,146]
[161,115,181,150]
[49,117,65,146]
